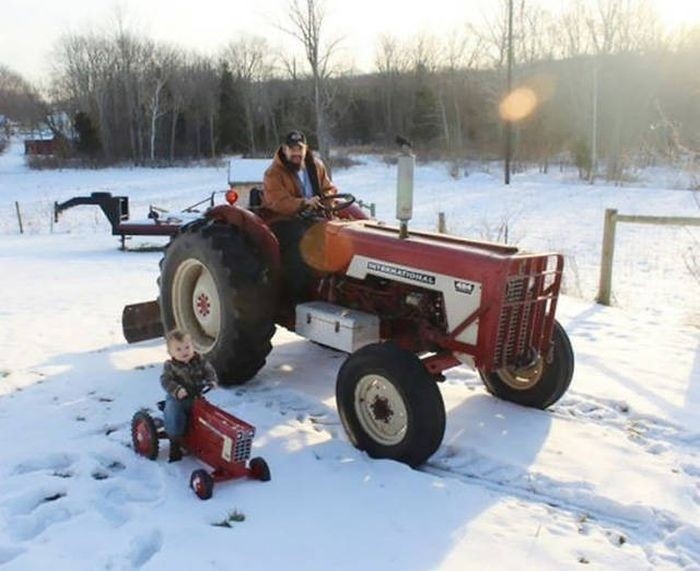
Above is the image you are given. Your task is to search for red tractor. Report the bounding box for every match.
[124,146,574,468]
[131,390,271,500]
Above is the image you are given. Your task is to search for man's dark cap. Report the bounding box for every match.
[284,130,306,146]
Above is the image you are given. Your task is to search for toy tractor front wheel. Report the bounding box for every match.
[479,320,574,409]
[190,469,214,500]
[249,457,271,481]
[160,221,276,385]
[336,343,446,468]
[131,411,160,460]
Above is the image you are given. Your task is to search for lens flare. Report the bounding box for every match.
[300,222,352,272]
[499,87,539,122]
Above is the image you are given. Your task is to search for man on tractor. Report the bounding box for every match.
[262,130,338,302]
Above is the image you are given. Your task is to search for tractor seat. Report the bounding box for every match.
[249,187,263,210]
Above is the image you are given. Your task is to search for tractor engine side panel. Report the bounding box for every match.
[345,255,482,348]
[327,222,563,373]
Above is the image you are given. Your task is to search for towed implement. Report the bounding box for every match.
[121,146,574,467]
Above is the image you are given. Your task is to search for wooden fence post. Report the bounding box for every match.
[15,201,24,234]
[438,212,447,233]
[596,208,618,305]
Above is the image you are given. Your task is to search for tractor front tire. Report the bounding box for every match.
[336,343,446,468]
[480,320,574,409]
[160,221,276,385]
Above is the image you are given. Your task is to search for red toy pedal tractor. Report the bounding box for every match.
[130,391,271,500]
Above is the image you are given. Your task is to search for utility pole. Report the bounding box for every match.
[504,0,514,185]
[590,60,598,184]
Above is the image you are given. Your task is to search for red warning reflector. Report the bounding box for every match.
[225,190,239,205]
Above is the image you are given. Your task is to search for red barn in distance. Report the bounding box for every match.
[24,138,58,156]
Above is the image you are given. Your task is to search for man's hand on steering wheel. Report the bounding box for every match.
[302,196,323,211]
[300,193,356,219]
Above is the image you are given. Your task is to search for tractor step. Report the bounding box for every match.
[122,300,164,343]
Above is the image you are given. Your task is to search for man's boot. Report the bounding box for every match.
[168,438,183,463]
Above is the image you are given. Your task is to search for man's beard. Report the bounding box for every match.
[285,155,303,172]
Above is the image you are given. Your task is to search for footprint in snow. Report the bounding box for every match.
[0,545,25,566]
[0,487,67,517]
[11,453,76,476]
[90,454,128,481]
[128,529,163,567]
[8,501,74,542]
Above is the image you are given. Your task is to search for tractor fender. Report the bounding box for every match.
[206,205,281,270]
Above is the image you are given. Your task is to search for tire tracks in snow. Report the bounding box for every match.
[233,379,699,567]
[422,456,699,568]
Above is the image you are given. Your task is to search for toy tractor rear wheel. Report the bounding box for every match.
[190,469,214,500]
[479,320,574,409]
[131,411,160,460]
[160,221,276,385]
[249,457,271,481]
[336,342,446,468]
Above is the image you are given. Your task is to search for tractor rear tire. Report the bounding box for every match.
[160,220,276,386]
[336,342,446,468]
[479,320,574,409]
[131,411,160,460]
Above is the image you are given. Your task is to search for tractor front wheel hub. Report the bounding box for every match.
[354,374,408,446]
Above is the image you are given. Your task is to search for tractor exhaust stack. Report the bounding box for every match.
[396,136,414,239]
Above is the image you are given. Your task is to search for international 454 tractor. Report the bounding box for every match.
[123,147,574,468]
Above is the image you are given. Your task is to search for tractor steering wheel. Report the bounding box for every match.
[319,193,356,213]
[300,193,356,219]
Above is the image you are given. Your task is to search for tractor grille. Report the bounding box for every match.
[493,255,562,369]
[234,430,254,462]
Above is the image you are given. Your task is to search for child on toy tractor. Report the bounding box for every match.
[161,329,218,462]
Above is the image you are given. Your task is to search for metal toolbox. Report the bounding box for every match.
[295,301,380,353]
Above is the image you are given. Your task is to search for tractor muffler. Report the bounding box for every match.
[122,300,164,343]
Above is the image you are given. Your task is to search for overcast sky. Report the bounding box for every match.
[2,0,698,82]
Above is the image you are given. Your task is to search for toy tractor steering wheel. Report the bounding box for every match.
[199,383,215,396]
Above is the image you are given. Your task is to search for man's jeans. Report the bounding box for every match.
[270,218,315,303]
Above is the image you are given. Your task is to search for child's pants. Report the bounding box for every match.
[164,396,194,437]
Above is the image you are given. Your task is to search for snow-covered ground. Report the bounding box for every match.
[0,139,698,569]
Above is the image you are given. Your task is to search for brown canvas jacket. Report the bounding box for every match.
[262,147,337,217]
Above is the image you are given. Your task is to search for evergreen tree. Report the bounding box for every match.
[73,111,101,156]
[410,83,440,145]
[217,62,247,154]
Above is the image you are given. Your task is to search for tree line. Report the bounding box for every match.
[1,0,698,180]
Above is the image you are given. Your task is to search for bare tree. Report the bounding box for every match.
[282,0,342,158]
[52,32,117,157]
[182,55,219,158]
[438,27,484,152]
[374,34,411,140]
[583,0,663,55]
[145,45,178,161]
[222,36,274,155]
[0,65,48,130]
